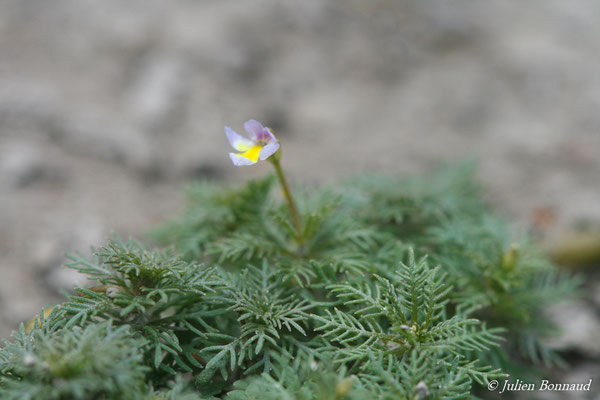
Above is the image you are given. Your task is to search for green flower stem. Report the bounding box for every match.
[270,152,302,237]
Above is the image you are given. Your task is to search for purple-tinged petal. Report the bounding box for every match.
[225,126,255,151]
[229,152,257,166]
[259,142,280,160]
[243,119,265,141]
[263,127,277,144]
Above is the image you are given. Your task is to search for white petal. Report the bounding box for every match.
[225,126,255,151]
[243,119,265,141]
[259,142,280,160]
[229,152,257,166]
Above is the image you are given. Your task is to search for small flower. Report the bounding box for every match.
[225,119,280,166]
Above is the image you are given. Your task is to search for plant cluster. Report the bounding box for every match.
[0,121,578,399]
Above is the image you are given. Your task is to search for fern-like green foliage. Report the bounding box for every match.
[0,163,578,399]
[0,322,147,400]
[313,252,503,366]
[344,162,580,370]
[0,321,203,400]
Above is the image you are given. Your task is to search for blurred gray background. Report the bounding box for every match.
[1,0,599,345]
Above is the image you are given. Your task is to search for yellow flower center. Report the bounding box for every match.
[240,145,262,162]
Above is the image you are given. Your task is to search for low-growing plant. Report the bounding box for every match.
[0,120,578,399]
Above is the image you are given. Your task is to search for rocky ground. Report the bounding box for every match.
[1,0,599,397]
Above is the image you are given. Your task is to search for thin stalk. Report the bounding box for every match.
[270,156,302,237]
